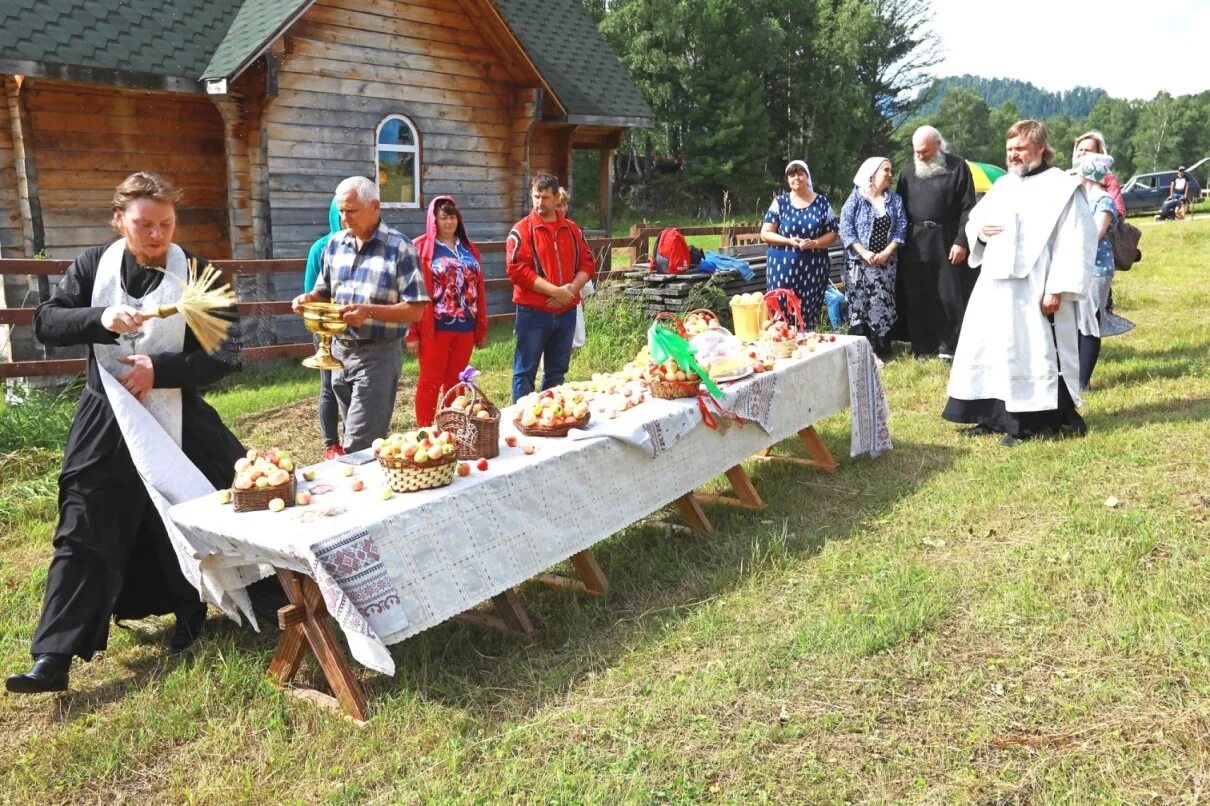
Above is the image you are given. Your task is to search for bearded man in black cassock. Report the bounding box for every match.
[894,125,978,359]
[6,172,245,694]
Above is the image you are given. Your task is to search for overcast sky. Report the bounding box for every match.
[926,0,1208,100]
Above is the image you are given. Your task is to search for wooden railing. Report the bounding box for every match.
[0,224,760,380]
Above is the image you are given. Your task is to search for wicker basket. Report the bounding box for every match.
[762,339,797,359]
[648,378,700,399]
[683,308,719,334]
[513,412,591,438]
[652,310,688,337]
[761,288,804,360]
[378,453,457,493]
[434,381,500,460]
[232,475,296,513]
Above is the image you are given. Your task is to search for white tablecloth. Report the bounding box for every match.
[169,336,891,675]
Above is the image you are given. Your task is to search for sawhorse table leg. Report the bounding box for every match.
[269,568,369,723]
[535,549,610,598]
[752,425,839,472]
[677,426,838,534]
[693,464,766,511]
[453,589,538,637]
[677,463,763,535]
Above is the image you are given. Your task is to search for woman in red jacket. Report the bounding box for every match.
[408,196,487,426]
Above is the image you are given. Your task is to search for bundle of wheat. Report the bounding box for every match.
[141,258,237,354]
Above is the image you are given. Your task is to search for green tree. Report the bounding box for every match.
[984,101,1021,165]
[931,87,994,163]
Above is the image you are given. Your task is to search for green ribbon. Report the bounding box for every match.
[647,323,724,398]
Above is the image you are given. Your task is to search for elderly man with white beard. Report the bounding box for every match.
[942,119,1096,447]
[895,125,977,359]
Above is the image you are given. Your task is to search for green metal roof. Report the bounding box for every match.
[0,1,245,83]
[0,0,654,126]
[201,0,312,81]
[493,0,655,126]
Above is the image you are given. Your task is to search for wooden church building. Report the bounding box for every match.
[0,0,654,264]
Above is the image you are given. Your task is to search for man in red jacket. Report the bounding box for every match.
[506,172,596,401]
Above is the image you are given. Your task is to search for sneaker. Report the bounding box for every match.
[938,352,953,361]
[325,444,346,461]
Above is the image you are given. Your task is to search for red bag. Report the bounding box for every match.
[652,228,691,274]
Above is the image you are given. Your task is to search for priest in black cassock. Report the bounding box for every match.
[895,126,978,359]
[6,172,245,694]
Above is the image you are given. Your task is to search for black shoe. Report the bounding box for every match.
[962,424,995,437]
[5,653,70,694]
[1000,434,1020,448]
[168,604,207,653]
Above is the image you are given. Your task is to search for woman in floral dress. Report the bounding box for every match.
[408,195,487,426]
[839,157,907,358]
[760,160,839,327]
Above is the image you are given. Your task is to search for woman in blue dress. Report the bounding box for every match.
[760,160,839,328]
[839,157,907,358]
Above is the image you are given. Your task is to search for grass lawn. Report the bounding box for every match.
[1,217,1208,802]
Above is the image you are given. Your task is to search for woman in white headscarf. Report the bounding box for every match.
[760,160,839,326]
[838,157,907,358]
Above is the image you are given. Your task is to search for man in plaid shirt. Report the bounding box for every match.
[292,176,429,452]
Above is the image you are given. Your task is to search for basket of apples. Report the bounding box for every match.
[761,288,804,358]
[230,448,297,512]
[683,308,719,337]
[643,358,700,399]
[514,388,591,437]
[374,429,459,492]
[435,379,500,459]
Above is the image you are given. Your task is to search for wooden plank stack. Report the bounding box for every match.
[623,245,846,317]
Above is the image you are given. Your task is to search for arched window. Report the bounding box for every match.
[376,115,420,209]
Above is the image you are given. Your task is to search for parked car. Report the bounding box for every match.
[1120,158,1207,213]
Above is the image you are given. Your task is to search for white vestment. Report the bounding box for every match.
[947,168,1095,412]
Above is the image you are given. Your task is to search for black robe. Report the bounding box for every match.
[894,152,978,356]
[30,243,245,660]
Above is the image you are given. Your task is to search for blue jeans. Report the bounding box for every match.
[512,305,577,401]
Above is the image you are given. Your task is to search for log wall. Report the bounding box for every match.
[266,0,531,260]
[18,80,232,259]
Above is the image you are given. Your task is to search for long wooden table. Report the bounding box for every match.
[170,338,873,721]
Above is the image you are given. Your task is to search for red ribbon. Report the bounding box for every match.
[695,387,744,430]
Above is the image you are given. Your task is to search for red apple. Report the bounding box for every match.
[350,479,365,492]
[476,458,489,472]
[504,435,518,448]
[457,462,471,477]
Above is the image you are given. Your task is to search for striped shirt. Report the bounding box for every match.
[314,221,428,340]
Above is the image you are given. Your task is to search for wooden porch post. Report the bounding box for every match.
[3,76,43,258]
[599,148,613,236]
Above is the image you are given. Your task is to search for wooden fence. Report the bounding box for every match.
[0,224,760,380]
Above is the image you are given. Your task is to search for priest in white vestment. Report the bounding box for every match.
[942,120,1097,446]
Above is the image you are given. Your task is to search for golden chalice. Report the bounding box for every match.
[300,301,348,370]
